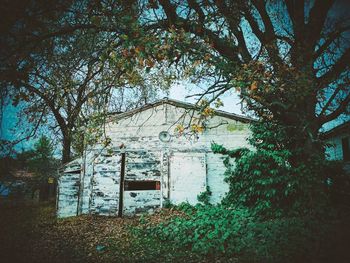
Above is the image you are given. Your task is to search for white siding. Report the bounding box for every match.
[90,153,121,215]
[124,190,161,215]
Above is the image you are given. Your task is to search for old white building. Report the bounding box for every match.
[57,99,252,218]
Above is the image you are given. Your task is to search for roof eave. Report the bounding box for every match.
[108,98,254,123]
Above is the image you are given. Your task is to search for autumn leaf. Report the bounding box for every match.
[204,53,211,61]
[214,98,224,108]
[202,106,214,117]
[191,124,204,133]
[250,81,258,91]
[146,59,155,67]
[175,124,185,134]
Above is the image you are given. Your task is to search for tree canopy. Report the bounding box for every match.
[1,0,349,164]
[140,0,350,159]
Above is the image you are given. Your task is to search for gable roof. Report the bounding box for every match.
[109,98,254,123]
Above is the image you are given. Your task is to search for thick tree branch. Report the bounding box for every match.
[285,0,305,42]
[313,25,350,60]
[158,0,241,63]
[319,92,350,124]
[20,82,68,134]
[214,1,252,62]
[187,0,205,24]
[317,48,350,86]
[242,1,283,65]
[307,0,335,49]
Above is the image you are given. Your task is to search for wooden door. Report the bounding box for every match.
[169,152,206,205]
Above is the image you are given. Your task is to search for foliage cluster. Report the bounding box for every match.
[131,119,349,262]
[212,120,341,218]
[135,204,340,263]
[0,136,58,183]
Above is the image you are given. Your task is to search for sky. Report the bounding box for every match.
[0,82,243,152]
[1,103,36,151]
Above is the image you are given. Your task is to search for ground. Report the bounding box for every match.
[0,200,200,263]
[0,200,121,262]
[1,199,349,263]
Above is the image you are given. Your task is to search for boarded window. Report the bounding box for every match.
[124,181,160,191]
[342,137,350,161]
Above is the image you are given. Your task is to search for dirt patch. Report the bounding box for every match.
[0,200,183,263]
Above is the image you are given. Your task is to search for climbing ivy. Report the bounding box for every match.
[197,186,212,205]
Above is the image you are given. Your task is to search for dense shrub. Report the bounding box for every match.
[211,120,345,218]
[136,205,339,263]
[129,120,349,262]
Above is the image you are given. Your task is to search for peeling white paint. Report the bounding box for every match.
[57,100,251,218]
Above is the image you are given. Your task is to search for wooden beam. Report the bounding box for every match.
[118,152,126,217]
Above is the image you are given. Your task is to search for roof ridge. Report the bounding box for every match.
[109,98,254,123]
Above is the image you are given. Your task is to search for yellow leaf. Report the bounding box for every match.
[250,81,258,91]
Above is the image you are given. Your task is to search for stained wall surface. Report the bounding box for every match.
[57,101,251,217]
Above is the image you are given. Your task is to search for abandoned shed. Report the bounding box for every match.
[57,98,253,218]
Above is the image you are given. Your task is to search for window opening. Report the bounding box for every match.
[124,181,160,191]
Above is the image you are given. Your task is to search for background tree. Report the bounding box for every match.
[142,0,350,163]
[26,136,57,179]
[1,2,164,162]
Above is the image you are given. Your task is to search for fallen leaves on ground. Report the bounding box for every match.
[0,200,185,263]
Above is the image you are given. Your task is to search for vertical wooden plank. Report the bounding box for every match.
[118,152,126,217]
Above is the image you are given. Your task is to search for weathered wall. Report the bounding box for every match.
[79,150,94,215]
[104,103,251,152]
[124,190,161,215]
[58,101,251,217]
[103,102,250,206]
[123,150,162,215]
[73,150,162,217]
[169,152,206,205]
[57,160,81,218]
[89,153,121,215]
[206,153,230,204]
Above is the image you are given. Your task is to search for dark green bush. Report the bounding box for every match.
[211,120,343,218]
[136,205,337,262]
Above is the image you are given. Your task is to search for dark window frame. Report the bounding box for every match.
[124,180,160,191]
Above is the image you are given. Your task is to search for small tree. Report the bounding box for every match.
[28,136,58,181]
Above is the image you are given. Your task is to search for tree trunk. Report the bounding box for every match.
[284,114,324,167]
[62,134,72,164]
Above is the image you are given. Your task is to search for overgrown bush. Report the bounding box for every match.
[211,120,344,218]
[128,120,349,262]
[135,205,337,262]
